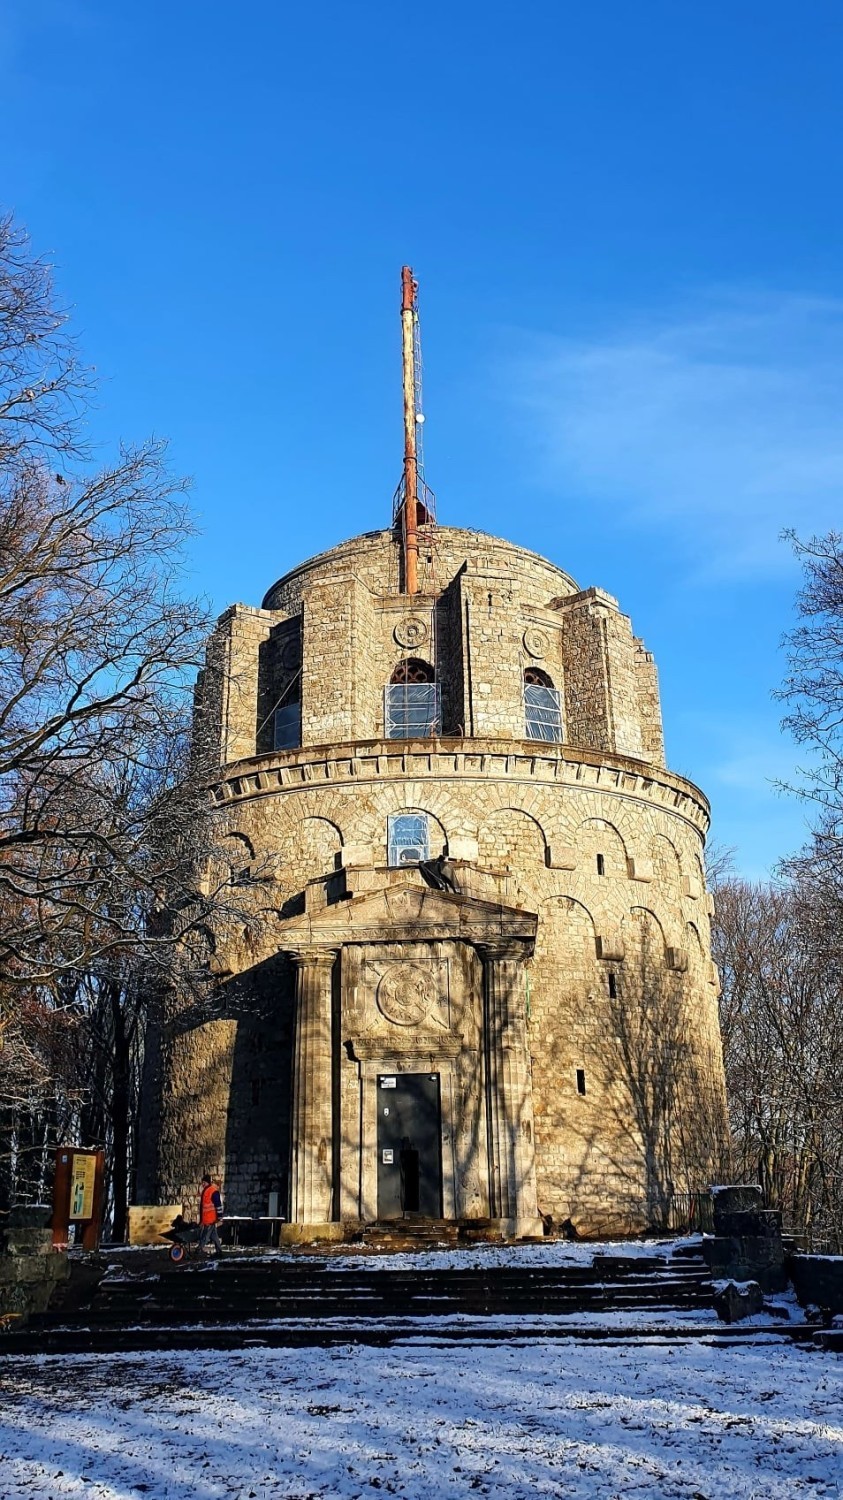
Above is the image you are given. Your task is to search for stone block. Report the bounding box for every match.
[666,945,688,972]
[788,1253,843,1317]
[595,931,625,962]
[448,835,479,862]
[5,1205,52,1230]
[127,1204,184,1247]
[683,875,702,900]
[703,1233,787,1294]
[713,1208,782,1239]
[626,857,654,882]
[280,1222,345,1245]
[547,844,577,870]
[2,1228,53,1257]
[711,1184,764,1215]
[339,843,375,869]
[713,1279,764,1323]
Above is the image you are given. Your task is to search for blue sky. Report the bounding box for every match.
[3,1,842,877]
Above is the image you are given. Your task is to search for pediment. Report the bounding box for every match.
[275,882,536,950]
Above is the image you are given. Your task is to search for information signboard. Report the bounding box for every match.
[69,1152,97,1220]
[52,1146,105,1249]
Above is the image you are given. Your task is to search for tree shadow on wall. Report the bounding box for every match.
[155,952,295,1217]
[566,927,731,1231]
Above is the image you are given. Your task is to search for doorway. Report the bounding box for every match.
[376,1073,442,1219]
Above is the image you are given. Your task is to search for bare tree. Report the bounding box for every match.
[713,876,843,1251]
[0,213,264,1231]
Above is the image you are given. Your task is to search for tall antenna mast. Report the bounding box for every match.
[400,265,419,594]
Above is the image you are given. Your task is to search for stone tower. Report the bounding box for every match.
[148,522,729,1237]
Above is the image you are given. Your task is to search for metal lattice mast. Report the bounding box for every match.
[400,266,419,594]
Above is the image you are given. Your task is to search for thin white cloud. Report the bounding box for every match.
[505,292,843,578]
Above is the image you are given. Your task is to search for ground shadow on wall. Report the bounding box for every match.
[166,952,295,1218]
[560,926,731,1233]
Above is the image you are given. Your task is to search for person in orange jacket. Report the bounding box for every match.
[198,1173,224,1257]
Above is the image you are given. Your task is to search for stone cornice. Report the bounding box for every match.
[274,883,537,950]
[209,738,711,834]
[349,1033,464,1061]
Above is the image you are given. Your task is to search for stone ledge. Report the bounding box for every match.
[350,1032,464,1061]
[211,738,710,832]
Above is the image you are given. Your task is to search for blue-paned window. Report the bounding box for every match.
[273,702,301,750]
[387,812,430,867]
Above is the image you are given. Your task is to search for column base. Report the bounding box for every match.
[279,1221,345,1245]
[501,1214,545,1240]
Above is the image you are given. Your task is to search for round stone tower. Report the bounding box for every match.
[151,521,729,1238]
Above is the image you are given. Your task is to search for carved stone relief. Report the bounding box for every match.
[376,961,437,1026]
[394,616,430,650]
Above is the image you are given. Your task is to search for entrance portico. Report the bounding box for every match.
[277,883,540,1238]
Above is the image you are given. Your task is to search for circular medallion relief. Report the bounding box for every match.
[279,635,302,671]
[376,962,436,1027]
[394,616,429,650]
[523,627,550,660]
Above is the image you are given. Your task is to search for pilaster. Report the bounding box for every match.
[287,947,338,1224]
[477,938,542,1236]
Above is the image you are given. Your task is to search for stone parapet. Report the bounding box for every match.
[211,738,710,835]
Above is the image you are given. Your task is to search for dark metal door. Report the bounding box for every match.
[376,1073,442,1219]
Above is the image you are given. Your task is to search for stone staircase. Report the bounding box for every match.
[0,1239,764,1353]
[360,1217,461,1251]
[2,1234,820,1355]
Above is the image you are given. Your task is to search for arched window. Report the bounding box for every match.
[524,667,562,743]
[273,676,301,751]
[390,658,435,684]
[387,812,430,866]
[385,659,441,738]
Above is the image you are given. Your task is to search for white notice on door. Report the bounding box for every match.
[380,1076,397,1088]
[382,1149,394,1164]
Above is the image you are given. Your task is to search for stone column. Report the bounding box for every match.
[477,939,541,1237]
[288,947,337,1225]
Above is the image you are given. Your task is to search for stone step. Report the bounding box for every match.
[90,1278,711,1311]
[1,1321,821,1358]
[34,1246,717,1336]
[93,1268,710,1297]
[91,1282,713,1310]
[46,1278,715,1328]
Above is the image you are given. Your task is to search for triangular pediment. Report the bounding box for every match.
[276,882,536,950]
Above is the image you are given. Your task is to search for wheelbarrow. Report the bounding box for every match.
[160,1214,205,1263]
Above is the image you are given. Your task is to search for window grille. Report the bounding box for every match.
[273,702,301,751]
[524,683,562,742]
[387,813,430,867]
[384,682,441,739]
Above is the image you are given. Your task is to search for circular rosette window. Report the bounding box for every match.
[376,962,437,1027]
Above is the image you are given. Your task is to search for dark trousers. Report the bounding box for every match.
[198,1221,222,1255]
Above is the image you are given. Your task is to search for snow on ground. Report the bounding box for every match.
[316,1236,702,1273]
[102,1235,703,1276]
[0,1337,840,1499]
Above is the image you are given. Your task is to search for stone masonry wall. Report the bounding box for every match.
[155,526,726,1231]
[202,530,664,762]
[157,737,727,1229]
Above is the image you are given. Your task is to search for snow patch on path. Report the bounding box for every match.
[0,1336,840,1498]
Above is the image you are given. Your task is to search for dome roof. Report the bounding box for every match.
[261,525,579,614]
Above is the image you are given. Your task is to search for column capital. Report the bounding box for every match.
[286,946,338,970]
[475,937,531,964]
